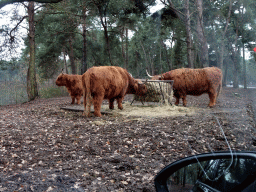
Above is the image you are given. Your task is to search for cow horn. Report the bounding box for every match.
[61,68,64,74]
[146,70,153,78]
[129,73,133,78]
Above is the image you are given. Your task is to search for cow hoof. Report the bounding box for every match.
[94,112,102,117]
[208,103,215,108]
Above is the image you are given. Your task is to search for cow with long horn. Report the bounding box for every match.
[82,66,148,117]
[146,67,223,107]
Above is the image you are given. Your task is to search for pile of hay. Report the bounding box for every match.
[134,81,173,104]
[103,103,201,118]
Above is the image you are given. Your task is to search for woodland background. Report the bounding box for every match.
[1,0,256,105]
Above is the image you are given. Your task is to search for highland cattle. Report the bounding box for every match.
[56,73,83,105]
[82,66,147,117]
[147,67,222,107]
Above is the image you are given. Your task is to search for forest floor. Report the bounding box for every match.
[1,87,256,191]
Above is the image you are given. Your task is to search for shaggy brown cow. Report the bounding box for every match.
[56,73,83,104]
[82,66,147,117]
[147,67,222,107]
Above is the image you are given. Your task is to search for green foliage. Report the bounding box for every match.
[172,20,187,68]
[39,86,67,98]
[0,58,25,81]
[3,0,256,103]
[0,58,19,71]
[0,0,63,9]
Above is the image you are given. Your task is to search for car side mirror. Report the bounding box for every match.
[154,151,256,192]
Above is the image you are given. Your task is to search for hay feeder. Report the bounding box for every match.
[132,79,174,105]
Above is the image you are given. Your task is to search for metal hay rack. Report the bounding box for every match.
[131,79,174,105]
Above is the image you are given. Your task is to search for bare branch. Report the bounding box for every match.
[9,15,28,43]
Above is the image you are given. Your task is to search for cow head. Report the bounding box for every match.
[133,79,148,96]
[56,73,68,86]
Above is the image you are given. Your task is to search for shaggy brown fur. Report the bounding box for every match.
[56,73,83,104]
[82,66,147,117]
[149,67,223,107]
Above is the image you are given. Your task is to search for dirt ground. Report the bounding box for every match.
[0,87,256,192]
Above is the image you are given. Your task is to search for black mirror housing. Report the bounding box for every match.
[154,151,256,192]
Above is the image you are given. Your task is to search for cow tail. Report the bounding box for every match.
[83,73,93,117]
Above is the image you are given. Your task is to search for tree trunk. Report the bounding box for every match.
[219,0,232,72]
[161,40,170,71]
[196,0,209,67]
[232,21,240,89]
[241,4,247,89]
[100,16,113,65]
[148,50,154,75]
[125,27,129,69]
[169,39,173,70]
[93,0,113,65]
[185,0,193,68]
[231,48,239,88]
[81,6,87,74]
[121,27,125,67]
[223,60,228,87]
[140,41,151,74]
[243,43,247,89]
[63,49,68,74]
[159,41,162,73]
[211,24,220,67]
[68,38,76,74]
[27,1,38,101]
[233,61,239,88]
[135,51,140,77]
